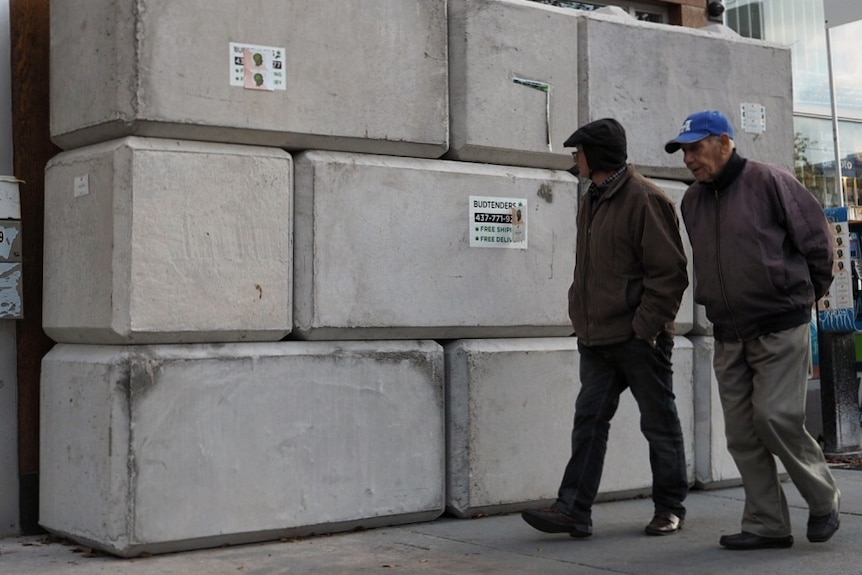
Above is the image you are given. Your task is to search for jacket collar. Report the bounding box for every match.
[705,150,747,192]
[598,164,632,200]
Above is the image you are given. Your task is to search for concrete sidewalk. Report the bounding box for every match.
[2,467,860,575]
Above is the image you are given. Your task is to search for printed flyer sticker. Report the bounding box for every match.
[469,196,528,249]
[818,206,856,332]
[230,42,286,91]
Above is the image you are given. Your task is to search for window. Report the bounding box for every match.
[725,1,764,39]
[726,0,862,207]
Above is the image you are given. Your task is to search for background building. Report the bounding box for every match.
[725,0,862,206]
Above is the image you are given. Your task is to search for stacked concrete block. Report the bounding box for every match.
[690,336,742,487]
[50,0,449,159]
[293,151,578,340]
[578,10,794,180]
[447,0,580,170]
[445,337,695,517]
[40,341,445,557]
[655,178,695,335]
[43,137,292,344]
[39,0,782,555]
[691,335,789,487]
[43,0,453,554]
[692,306,714,336]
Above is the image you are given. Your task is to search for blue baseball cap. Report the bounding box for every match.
[664,110,735,153]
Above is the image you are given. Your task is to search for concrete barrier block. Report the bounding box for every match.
[691,335,787,487]
[50,1,448,158]
[40,341,445,557]
[44,137,292,344]
[580,12,794,179]
[692,305,714,336]
[655,178,694,336]
[690,335,742,487]
[446,0,580,170]
[293,151,578,340]
[445,336,694,517]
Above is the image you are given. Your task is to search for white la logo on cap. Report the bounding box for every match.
[680,119,692,134]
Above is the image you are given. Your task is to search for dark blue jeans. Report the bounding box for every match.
[553,334,688,524]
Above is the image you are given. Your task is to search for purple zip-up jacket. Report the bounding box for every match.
[681,154,833,342]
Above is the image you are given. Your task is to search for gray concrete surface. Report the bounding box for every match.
[292,151,579,340]
[444,337,695,517]
[656,178,696,334]
[40,341,445,558]
[580,10,795,181]
[43,137,293,344]
[3,466,860,574]
[50,0,449,159]
[446,0,580,170]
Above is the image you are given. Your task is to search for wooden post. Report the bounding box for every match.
[10,0,58,534]
[665,1,709,28]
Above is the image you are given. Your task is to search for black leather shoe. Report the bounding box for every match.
[521,508,592,538]
[645,511,683,535]
[808,508,840,542]
[719,532,794,550]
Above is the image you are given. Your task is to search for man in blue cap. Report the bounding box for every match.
[521,118,689,539]
[666,110,841,550]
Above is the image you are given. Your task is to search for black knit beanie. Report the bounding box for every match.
[563,118,628,174]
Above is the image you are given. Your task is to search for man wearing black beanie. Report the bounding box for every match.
[522,118,690,538]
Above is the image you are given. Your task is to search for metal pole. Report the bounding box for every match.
[825,25,844,206]
[818,331,862,455]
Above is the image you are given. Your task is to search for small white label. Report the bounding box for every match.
[73,174,89,198]
[740,103,766,134]
[0,180,20,219]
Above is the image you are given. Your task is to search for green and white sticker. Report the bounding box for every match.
[469,196,528,249]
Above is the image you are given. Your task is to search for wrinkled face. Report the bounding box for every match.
[571,147,589,177]
[680,135,730,183]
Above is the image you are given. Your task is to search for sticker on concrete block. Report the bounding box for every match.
[469,196,528,249]
[0,261,22,319]
[740,103,765,134]
[230,42,286,91]
[0,221,21,262]
[74,174,89,198]
[0,179,21,220]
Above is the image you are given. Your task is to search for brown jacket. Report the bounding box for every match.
[568,165,688,346]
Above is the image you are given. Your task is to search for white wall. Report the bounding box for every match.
[0,0,19,537]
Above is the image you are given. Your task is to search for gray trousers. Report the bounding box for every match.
[714,323,839,537]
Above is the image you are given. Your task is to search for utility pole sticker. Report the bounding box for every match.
[470,196,528,249]
[818,206,856,332]
[230,42,286,91]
